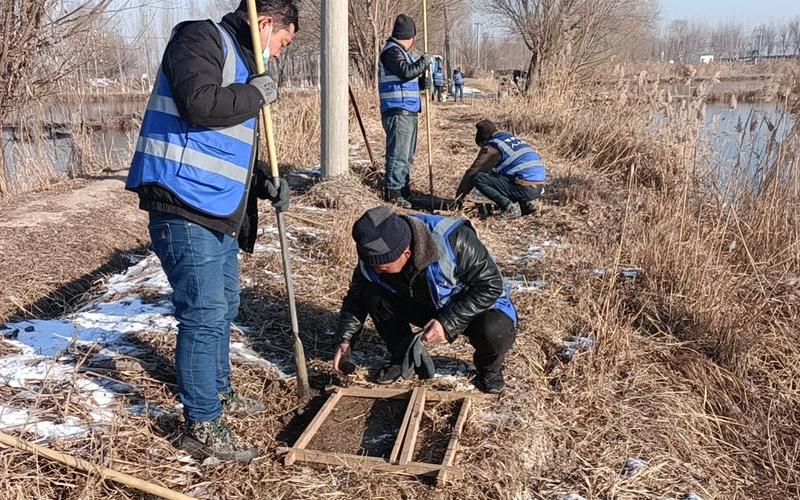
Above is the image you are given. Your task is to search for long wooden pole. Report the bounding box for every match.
[245,0,311,398]
[422,0,435,211]
[0,431,195,500]
[349,85,376,166]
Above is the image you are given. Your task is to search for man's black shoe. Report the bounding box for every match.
[474,370,505,394]
[374,363,404,384]
[385,189,412,209]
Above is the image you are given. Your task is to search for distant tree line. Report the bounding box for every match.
[653,17,800,63]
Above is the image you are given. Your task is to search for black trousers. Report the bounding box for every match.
[472,172,542,209]
[365,286,516,373]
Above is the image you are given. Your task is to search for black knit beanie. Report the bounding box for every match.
[352,206,412,265]
[475,119,498,146]
[391,14,417,40]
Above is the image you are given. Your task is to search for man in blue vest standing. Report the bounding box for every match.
[378,15,432,208]
[455,119,547,219]
[432,65,445,102]
[125,0,299,463]
[453,68,464,102]
[331,206,518,394]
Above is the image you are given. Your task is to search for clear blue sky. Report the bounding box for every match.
[660,0,800,25]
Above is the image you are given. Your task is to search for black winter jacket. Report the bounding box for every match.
[135,11,271,253]
[379,39,428,105]
[337,216,505,344]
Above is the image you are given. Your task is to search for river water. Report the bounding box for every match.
[702,102,796,174]
[2,99,796,182]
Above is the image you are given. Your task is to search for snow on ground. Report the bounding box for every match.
[0,254,294,442]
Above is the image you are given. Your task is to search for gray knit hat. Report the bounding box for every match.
[352,206,412,265]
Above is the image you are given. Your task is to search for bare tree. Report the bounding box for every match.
[486,0,656,92]
[0,0,113,193]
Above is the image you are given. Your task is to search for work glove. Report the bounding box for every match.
[259,177,290,212]
[419,52,433,68]
[401,332,436,380]
[248,73,278,106]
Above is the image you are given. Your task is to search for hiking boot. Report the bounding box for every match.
[177,418,260,463]
[500,203,522,219]
[474,370,505,394]
[374,363,404,384]
[220,391,266,417]
[385,189,412,209]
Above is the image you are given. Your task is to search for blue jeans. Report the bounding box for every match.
[148,212,240,423]
[382,110,418,191]
[454,84,463,101]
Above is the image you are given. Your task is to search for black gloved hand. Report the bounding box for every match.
[260,177,290,212]
[247,73,278,105]
[419,52,433,67]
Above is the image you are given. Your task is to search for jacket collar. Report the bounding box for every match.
[402,216,440,271]
[221,11,257,71]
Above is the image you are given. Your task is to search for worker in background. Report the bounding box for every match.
[332,206,518,394]
[125,0,299,463]
[455,119,547,219]
[453,67,464,102]
[433,65,445,102]
[378,14,432,208]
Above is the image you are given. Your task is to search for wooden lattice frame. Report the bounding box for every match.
[277,386,473,485]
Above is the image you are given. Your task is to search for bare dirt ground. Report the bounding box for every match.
[0,173,148,323]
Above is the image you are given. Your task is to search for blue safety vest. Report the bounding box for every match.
[378,40,422,114]
[126,22,257,218]
[488,132,546,183]
[358,214,518,325]
[433,70,445,86]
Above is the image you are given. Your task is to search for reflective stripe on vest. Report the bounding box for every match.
[126,22,256,218]
[358,214,518,325]
[378,40,421,114]
[489,132,546,183]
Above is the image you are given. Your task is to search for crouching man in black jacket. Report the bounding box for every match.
[332,207,518,393]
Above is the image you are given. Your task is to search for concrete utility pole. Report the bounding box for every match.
[321,0,348,177]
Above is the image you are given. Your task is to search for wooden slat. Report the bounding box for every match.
[436,397,471,485]
[398,387,426,465]
[333,386,412,399]
[276,448,464,479]
[389,387,420,463]
[325,385,473,402]
[286,389,344,465]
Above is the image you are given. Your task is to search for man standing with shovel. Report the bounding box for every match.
[126,0,299,462]
[378,14,432,208]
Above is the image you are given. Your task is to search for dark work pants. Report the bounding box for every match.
[473,172,543,209]
[365,286,516,373]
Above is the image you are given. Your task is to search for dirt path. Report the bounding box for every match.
[0,173,148,322]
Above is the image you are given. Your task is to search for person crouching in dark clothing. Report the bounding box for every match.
[455,120,547,219]
[332,206,518,393]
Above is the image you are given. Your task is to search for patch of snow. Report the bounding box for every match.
[560,335,596,362]
[229,342,294,380]
[507,276,546,293]
[621,457,648,478]
[0,248,295,442]
[563,494,587,500]
[0,405,89,439]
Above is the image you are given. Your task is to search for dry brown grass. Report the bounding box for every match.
[0,80,798,499]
